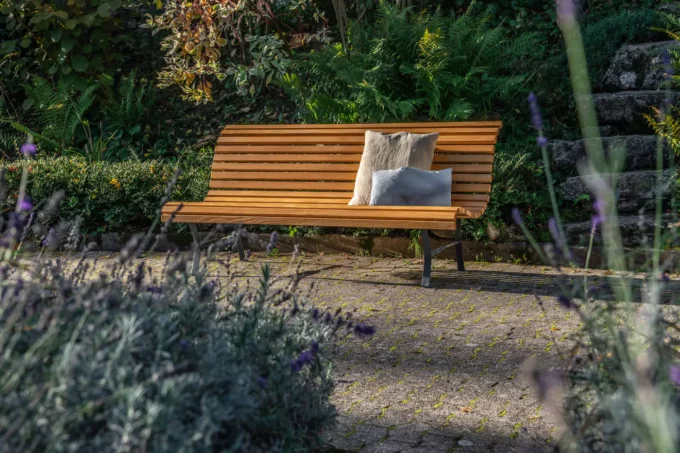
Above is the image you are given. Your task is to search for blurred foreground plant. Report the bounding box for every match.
[514,1,680,451]
[0,138,372,451]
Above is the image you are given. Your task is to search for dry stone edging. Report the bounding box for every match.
[592,90,680,134]
[549,135,671,174]
[602,41,677,92]
[559,169,675,213]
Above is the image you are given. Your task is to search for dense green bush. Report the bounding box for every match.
[284,3,542,123]
[0,0,156,87]
[0,155,210,233]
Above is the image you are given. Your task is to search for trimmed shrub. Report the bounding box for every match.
[0,156,210,233]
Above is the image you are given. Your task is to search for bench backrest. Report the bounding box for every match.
[207,122,502,218]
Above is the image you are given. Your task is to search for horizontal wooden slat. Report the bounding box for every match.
[209,171,492,183]
[223,121,503,129]
[163,204,459,221]
[434,154,494,163]
[217,135,497,145]
[214,144,495,154]
[204,196,351,204]
[202,194,490,204]
[211,163,493,173]
[215,154,362,163]
[208,181,491,192]
[168,202,461,212]
[451,184,491,193]
[213,154,494,164]
[207,190,349,198]
[221,127,498,136]
[451,194,490,202]
[210,181,355,191]
[162,214,458,230]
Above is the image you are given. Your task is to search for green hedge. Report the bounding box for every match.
[1,157,209,233]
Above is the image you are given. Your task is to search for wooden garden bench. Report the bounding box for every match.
[162,121,502,286]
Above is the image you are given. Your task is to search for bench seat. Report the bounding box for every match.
[163,201,465,229]
[162,121,502,286]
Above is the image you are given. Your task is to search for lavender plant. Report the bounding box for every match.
[514,1,680,451]
[0,139,372,452]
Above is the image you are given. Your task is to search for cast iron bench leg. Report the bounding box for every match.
[189,223,200,275]
[455,218,465,271]
[235,224,245,261]
[421,229,432,288]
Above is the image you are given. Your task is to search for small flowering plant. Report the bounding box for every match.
[513,1,680,451]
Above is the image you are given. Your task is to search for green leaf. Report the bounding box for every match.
[97,3,112,17]
[51,28,64,42]
[65,19,78,30]
[61,65,72,75]
[53,11,69,20]
[20,38,31,49]
[0,40,17,54]
[22,98,34,111]
[61,36,75,53]
[71,55,89,73]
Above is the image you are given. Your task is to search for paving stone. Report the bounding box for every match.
[387,423,429,444]
[420,433,459,451]
[361,440,412,453]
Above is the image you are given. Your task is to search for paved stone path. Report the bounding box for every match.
[225,254,609,453]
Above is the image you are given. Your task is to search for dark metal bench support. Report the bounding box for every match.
[421,229,432,287]
[235,224,245,261]
[189,223,200,275]
[455,218,465,271]
[420,219,465,287]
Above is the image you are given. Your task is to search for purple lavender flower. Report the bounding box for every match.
[245,249,251,260]
[298,350,314,365]
[537,136,548,147]
[257,376,267,388]
[512,208,524,227]
[179,339,190,349]
[270,231,279,244]
[557,0,577,25]
[354,323,376,338]
[557,295,573,309]
[146,285,163,295]
[528,92,543,130]
[312,307,320,320]
[290,359,303,373]
[20,143,36,157]
[290,347,317,373]
[592,199,606,230]
[323,312,332,323]
[548,218,561,244]
[311,341,319,354]
[663,49,675,81]
[42,227,59,249]
[19,196,32,212]
[670,365,680,386]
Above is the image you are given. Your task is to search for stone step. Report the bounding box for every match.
[592,90,680,134]
[602,41,676,92]
[559,169,675,213]
[549,135,671,174]
[564,214,676,248]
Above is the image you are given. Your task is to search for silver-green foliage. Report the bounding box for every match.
[0,193,337,452]
[283,2,540,123]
